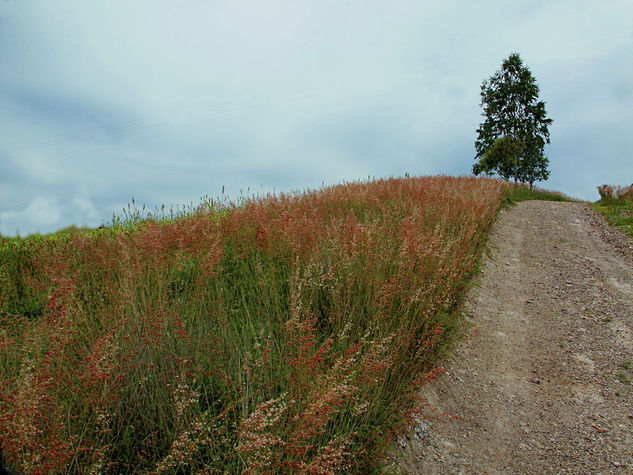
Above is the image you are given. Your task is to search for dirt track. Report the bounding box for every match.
[398,201,633,473]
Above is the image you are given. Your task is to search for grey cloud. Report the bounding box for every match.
[1,0,633,235]
[0,81,129,128]
[613,81,633,102]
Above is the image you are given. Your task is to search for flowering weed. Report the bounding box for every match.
[0,176,506,472]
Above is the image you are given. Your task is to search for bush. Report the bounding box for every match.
[598,184,633,202]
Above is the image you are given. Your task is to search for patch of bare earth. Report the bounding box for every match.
[397,201,633,474]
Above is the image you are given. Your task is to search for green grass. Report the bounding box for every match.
[0,176,507,473]
[618,361,633,385]
[505,184,575,204]
[617,371,632,385]
[593,198,633,240]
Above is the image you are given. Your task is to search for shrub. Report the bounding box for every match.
[598,184,633,202]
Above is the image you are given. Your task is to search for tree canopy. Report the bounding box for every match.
[473,53,552,187]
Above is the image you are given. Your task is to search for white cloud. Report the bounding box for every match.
[72,191,100,222]
[25,196,61,227]
[12,151,68,185]
[1,195,61,235]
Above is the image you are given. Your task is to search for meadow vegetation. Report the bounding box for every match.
[505,184,573,204]
[1,176,508,472]
[593,184,633,239]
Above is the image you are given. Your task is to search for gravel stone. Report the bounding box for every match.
[397,201,633,474]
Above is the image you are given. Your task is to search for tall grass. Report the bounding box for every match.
[0,176,506,473]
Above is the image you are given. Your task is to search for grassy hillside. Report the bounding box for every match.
[593,185,633,239]
[505,184,574,203]
[0,176,508,473]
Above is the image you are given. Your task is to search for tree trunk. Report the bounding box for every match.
[514,152,519,184]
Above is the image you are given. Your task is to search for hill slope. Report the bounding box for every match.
[1,176,507,473]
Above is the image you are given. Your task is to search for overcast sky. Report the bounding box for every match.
[1,1,632,236]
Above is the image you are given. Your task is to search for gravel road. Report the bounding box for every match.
[398,201,633,474]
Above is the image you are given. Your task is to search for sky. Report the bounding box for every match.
[1,0,632,236]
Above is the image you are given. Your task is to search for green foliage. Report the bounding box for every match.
[474,53,553,186]
[474,136,526,181]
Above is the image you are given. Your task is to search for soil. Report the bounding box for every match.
[397,201,633,474]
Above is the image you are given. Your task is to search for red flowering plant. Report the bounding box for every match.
[0,176,506,472]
